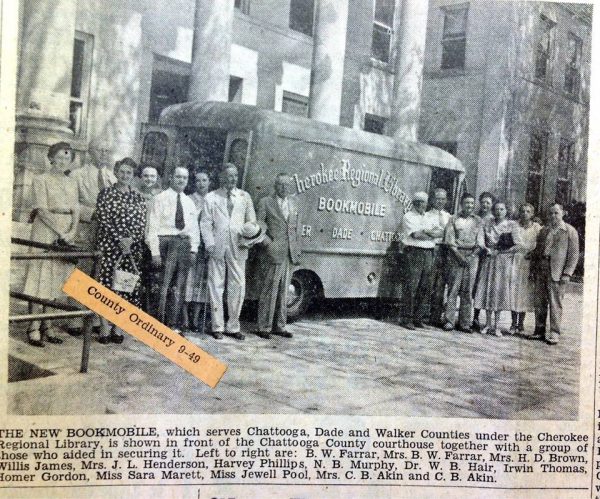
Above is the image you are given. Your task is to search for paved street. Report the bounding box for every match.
[8,284,582,419]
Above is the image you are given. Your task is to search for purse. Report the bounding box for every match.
[496,232,515,251]
[112,254,140,293]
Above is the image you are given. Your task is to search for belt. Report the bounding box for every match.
[159,234,190,240]
[406,246,434,252]
[48,208,73,215]
[456,246,477,251]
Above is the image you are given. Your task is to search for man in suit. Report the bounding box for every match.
[146,167,200,335]
[255,173,301,339]
[200,163,256,340]
[532,203,579,345]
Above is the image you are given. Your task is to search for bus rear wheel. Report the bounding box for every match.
[287,271,319,321]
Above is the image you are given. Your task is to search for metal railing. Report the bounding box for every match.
[9,237,102,373]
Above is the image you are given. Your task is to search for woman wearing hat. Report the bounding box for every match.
[23,142,80,347]
[94,158,147,344]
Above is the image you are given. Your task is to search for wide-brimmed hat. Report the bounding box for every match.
[240,222,266,247]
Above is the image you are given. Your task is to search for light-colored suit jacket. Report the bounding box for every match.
[200,187,256,261]
[534,221,579,281]
[257,194,301,265]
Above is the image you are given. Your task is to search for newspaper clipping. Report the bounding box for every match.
[1,0,599,497]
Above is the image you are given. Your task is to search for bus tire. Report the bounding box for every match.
[287,271,320,321]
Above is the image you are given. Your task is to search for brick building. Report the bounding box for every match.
[13,0,590,219]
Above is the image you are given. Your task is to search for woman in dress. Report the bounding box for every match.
[474,201,521,337]
[509,203,542,334]
[182,170,211,334]
[23,142,80,347]
[472,191,496,331]
[95,158,147,344]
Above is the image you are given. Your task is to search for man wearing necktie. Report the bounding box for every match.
[200,164,256,340]
[66,141,117,334]
[254,174,301,339]
[146,167,200,334]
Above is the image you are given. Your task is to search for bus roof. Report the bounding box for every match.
[159,101,464,172]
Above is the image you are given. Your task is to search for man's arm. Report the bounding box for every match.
[199,196,215,251]
[245,192,256,224]
[256,198,272,244]
[145,195,161,257]
[563,226,580,278]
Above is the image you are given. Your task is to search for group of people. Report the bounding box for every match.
[22,141,579,349]
[23,141,300,347]
[399,189,580,345]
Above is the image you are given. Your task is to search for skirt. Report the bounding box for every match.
[473,252,515,312]
[511,253,535,312]
[23,214,75,301]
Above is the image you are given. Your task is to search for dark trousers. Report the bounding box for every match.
[429,245,447,324]
[402,247,434,323]
[157,236,192,327]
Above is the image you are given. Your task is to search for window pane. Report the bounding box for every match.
[528,132,547,172]
[441,39,466,69]
[535,17,554,81]
[69,101,82,134]
[282,91,309,117]
[443,7,468,37]
[372,24,392,62]
[364,114,386,135]
[290,0,314,36]
[149,70,190,123]
[228,77,243,103]
[526,174,541,207]
[70,39,85,98]
[374,0,395,27]
[558,139,574,179]
[556,179,571,206]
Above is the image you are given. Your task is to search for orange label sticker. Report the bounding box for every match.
[63,269,227,388]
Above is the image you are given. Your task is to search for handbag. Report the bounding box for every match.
[112,253,140,293]
[496,232,515,251]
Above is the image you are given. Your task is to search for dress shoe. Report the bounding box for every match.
[456,326,473,334]
[28,337,44,348]
[400,321,416,330]
[231,332,245,341]
[273,329,293,338]
[97,336,111,345]
[471,320,481,332]
[255,331,271,339]
[212,331,224,340]
[45,335,63,344]
[442,322,454,331]
[413,321,426,329]
[41,326,63,344]
[545,334,559,345]
[110,333,124,344]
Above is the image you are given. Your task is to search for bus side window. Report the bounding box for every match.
[141,132,168,179]
[228,138,248,188]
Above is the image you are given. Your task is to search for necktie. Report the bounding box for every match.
[227,191,234,216]
[175,193,185,230]
[97,167,107,192]
[280,198,289,220]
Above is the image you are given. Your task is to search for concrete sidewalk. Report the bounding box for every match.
[7,285,582,419]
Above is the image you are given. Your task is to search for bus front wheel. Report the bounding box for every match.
[287,271,320,321]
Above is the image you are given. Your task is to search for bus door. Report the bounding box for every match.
[223,131,253,189]
[429,167,463,214]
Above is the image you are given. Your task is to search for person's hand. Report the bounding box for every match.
[428,227,444,238]
[560,275,571,284]
[119,237,133,254]
[152,255,162,268]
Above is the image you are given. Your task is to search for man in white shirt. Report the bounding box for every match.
[66,141,117,335]
[426,188,452,326]
[201,164,256,340]
[146,167,200,334]
[136,166,162,206]
[399,191,442,330]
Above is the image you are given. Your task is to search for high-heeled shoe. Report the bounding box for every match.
[27,328,44,348]
[40,324,63,344]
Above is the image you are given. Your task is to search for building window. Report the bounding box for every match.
[429,141,458,157]
[289,0,315,36]
[526,130,549,209]
[441,5,468,70]
[535,15,555,83]
[371,0,395,63]
[149,70,190,123]
[228,77,243,103]
[282,91,309,117]
[564,33,582,96]
[234,0,250,15]
[556,138,574,206]
[364,114,386,134]
[69,32,94,137]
